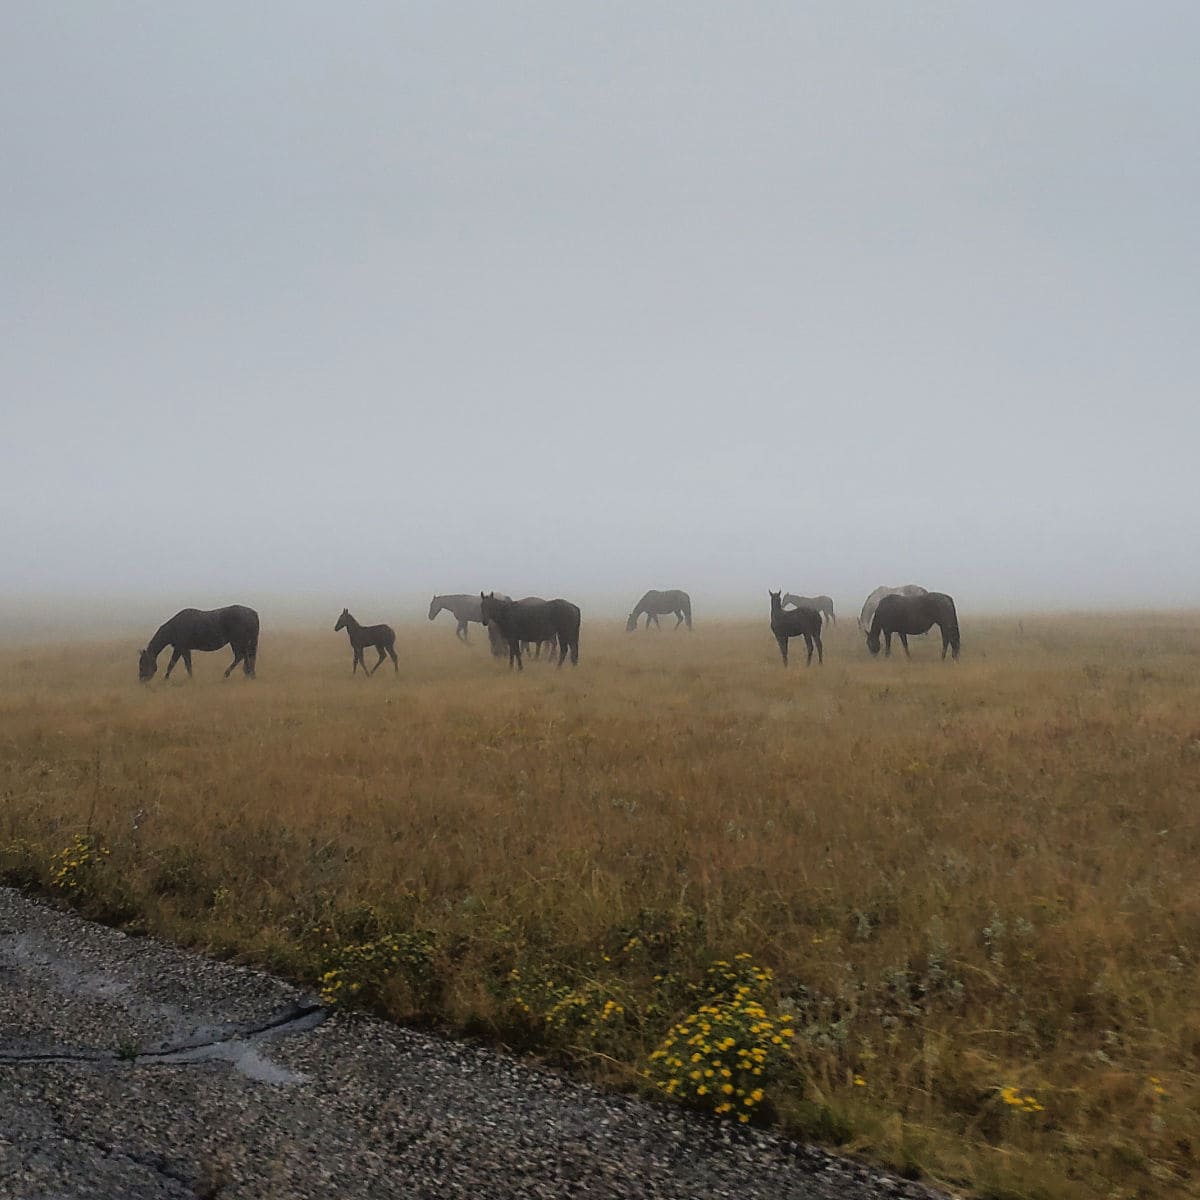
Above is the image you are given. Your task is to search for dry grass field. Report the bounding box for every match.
[2,613,1198,1198]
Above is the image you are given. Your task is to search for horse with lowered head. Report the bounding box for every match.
[626,589,692,631]
[783,593,836,626]
[138,605,259,682]
[769,591,823,666]
[335,608,398,675]
[480,592,580,670]
[858,584,928,632]
[866,592,960,660]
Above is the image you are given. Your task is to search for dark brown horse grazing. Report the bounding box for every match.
[866,592,960,660]
[626,589,693,631]
[138,606,259,681]
[769,591,823,666]
[783,593,835,626]
[480,592,580,670]
[335,608,398,675]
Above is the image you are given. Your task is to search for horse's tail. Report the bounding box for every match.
[943,596,961,655]
[569,606,581,665]
[682,594,692,629]
[245,610,261,675]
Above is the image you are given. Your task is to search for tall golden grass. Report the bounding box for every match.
[2,614,1198,1198]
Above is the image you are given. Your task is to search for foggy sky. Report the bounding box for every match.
[3,3,1198,619]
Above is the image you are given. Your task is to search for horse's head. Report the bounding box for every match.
[427,596,441,621]
[335,608,349,632]
[479,591,493,627]
[138,648,157,682]
[625,612,639,632]
[865,628,881,655]
[769,589,782,613]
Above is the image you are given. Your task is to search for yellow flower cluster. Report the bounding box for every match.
[49,833,109,893]
[506,970,628,1047]
[999,1085,1044,1113]
[318,932,433,1007]
[645,955,794,1123]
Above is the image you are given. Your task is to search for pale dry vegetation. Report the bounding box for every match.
[2,614,1198,1198]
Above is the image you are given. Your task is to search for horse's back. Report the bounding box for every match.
[876,591,947,633]
[217,605,259,646]
[547,598,581,631]
[637,589,688,612]
[773,606,821,636]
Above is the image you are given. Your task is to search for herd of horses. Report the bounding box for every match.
[135,584,960,681]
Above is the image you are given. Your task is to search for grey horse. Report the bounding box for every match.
[857,584,928,633]
[783,594,835,626]
[626,589,693,631]
[428,593,505,643]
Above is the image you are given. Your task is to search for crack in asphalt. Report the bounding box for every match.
[0,1001,326,1070]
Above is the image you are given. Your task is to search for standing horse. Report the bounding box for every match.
[866,592,960,660]
[138,606,259,682]
[428,594,495,643]
[769,591,823,667]
[783,593,836,626]
[335,608,398,675]
[511,597,561,660]
[626,589,693,631]
[858,584,928,632]
[480,592,580,670]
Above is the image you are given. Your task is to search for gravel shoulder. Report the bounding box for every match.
[0,888,954,1199]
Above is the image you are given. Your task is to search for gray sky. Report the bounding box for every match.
[3,2,1198,618]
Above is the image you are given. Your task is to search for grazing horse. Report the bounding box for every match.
[769,591,823,667]
[428,594,495,643]
[335,608,398,675]
[480,592,580,670]
[626,589,693,631]
[783,593,836,626]
[858,584,928,633]
[138,606,259,682]
[866,592,960,660]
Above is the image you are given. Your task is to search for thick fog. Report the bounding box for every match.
[3,3,1198,627]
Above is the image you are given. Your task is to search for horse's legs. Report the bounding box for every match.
[388,644,399,671]
[556,635,567,668]
[776,634,789,666]
[182,650,193,677]
[509,640,523,671]
[884,632,892,657]
[899,632,911,658]
[164,648,182,678]
[456,619,469,643]
[224,649,244,678]
[814,632,823,665]
[650,613,661,629]
[371,647,387,674]
[674,611,684,629]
